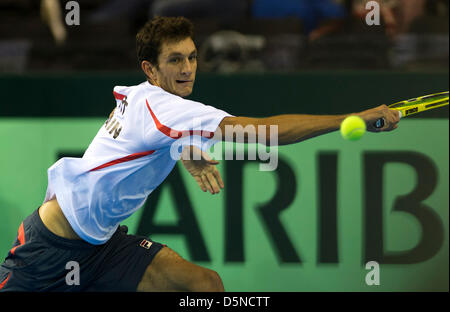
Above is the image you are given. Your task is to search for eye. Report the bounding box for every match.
[169,57,181,64]
[189,54,197,61]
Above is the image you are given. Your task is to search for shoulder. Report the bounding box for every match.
[112,81,148,100]
[113,82,224,117]
[143,84,209,111]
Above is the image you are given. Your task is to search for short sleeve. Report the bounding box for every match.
[144,92,233,155]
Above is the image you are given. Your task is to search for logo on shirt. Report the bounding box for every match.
[140,239,153,249]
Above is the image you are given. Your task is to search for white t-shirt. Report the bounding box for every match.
[44,81,232,245]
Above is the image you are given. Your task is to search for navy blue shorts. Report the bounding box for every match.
[0,208,164,292]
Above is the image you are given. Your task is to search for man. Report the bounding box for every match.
[0,16,399,292]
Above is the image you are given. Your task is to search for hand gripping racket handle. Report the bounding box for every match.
[373,111,403,129]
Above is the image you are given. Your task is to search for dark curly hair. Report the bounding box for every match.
[136,16,195,68]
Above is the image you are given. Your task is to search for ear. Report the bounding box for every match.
[141,61,157,82]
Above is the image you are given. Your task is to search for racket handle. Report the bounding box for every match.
[374,118,385,129]
[373,111,403,129]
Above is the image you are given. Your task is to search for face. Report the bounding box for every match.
[144,37,197,98]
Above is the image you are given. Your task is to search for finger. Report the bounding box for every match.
[206,159,220,165]
[384,121,398,132]
[213,168,224,189]
[194,176,207,192]
[200,150,216,163]
[377,111,396,132]
[383,123,395,132]
[395,110,401,122]
[206,172,221,194]
[388,110,400,125]
[387,112,400,130]
[201,174,214,194]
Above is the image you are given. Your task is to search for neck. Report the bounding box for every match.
[147,76,159,88]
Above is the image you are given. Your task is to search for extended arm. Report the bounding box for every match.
[216,104,400,145]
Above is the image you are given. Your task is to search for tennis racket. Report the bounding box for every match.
[374,91,449,128]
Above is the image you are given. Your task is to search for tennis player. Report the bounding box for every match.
[0,16,399,292]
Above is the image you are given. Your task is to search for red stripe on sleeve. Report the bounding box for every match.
[145,99,214,139]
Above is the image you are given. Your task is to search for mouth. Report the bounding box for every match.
[176,80,193,84]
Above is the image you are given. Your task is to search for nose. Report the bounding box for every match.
[181,58,193,76]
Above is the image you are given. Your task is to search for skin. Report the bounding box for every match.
[141,37,198,98]
[38,37,226,292]
[137,36,399,293]
[217,106,399,147]
[38,34,400,292]
[137,38,227,290]
[141,37,224,195]
[140,36,400,187]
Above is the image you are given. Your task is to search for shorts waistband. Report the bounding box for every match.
[28,208,96,250]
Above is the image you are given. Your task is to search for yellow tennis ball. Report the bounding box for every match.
[340,116,366,141]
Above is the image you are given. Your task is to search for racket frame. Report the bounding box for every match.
[374,91,449,128]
